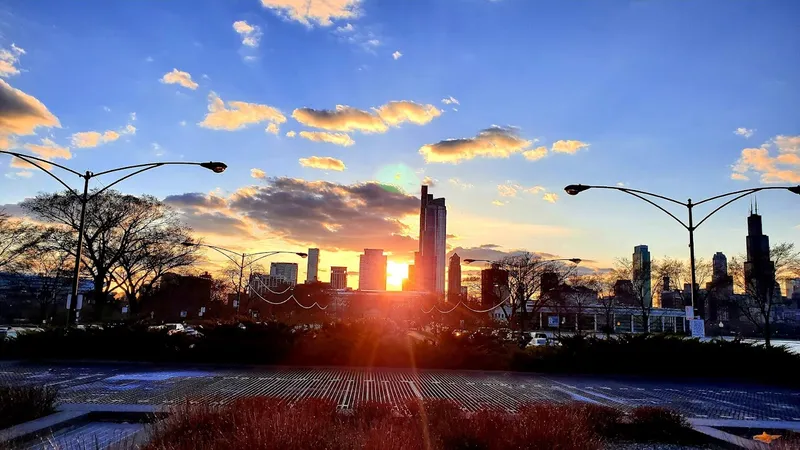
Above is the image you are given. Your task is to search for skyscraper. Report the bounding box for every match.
[305,248,320,283]
[632,245,652,308]
[330,266,348,290]
[481,263,509,307]
[744,207,776,300]
[418,185,447,295]
[270,262,298,285]
[447,253,462,303]
[712,252,728,281]
[358,249,387,291]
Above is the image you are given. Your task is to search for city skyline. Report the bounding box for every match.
[0,0,798,290]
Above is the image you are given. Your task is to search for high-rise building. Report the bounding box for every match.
[330,267,348,290]
[418,186,447,295]
[712,252,728,281]
[305,248,320,283]
[480,263,509,307]
[358,249,387,291]
[632,245,652,308]
[270,262,298,285]
[744,207,776,300]
[447,253,462,303]
[785,278,800,300]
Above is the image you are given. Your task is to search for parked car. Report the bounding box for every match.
[0,327,18,341]
[527,336,548,347]
[164,323,185,335]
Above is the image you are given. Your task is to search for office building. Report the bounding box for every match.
[785,278,800,300]
[712,252,728,281]
[270,262,298,286]
[743,206,776,300]
[330,266,348,290]
[632,245,652,308]
[418,186,447,295]
[447,253,462,303]
[481,263,509,307]
[358,249,387,291]
[305,248,320,283]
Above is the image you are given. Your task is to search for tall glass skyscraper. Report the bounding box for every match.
[632,245,652,308]
[418,185,447,295]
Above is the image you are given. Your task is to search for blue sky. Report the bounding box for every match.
[1,0,798,288]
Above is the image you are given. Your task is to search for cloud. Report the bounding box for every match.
[13,170,32,178]
[441,96,459,105]
[251,168,266,179]
[199,92,286,131]
[292,100,440,134]
[298,131,355,146]
[299,156,346,171]
[11,156,51,171]
[160,69,199,90]
[233,20,262,47]
[522,146,548,161]
[259,0,361,26]
[524,186,546,194]
[448,178,473,189]
[491,200,507,206]
[0,79,60,140]
[731,135,800,183]
[24,138,71,160]
[551,139,589,154]
[265,122,280,135]
[497,183,519,197]
[419,126,532,164]
[0,44,25,78]
[336,23,354,33]
[392,50,402,60]
[542,192,559,203]
[734,127,754,138]
[70,122,134,148]
[286,130,296,138]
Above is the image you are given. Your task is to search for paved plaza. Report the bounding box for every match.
[2,361,800,424]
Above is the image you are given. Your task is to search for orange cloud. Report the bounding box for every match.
[551,139,589,154]
[265,123,280,135]
[160,68,198,90]
[731,136,800,183]
[24,138,71,160]
[199,92,286,131]
[0,44,25,78]
[419,126,533,164]
[522,146,548,161]
[251,168,266,179]
[0,79,60,137]
[259,0,360,26]
[292,100,440,134]
[542,192,559,203]
[374,101,441,126]
[11,156,52,171]
[298,131,355,146]
[299,156,346,171]
[233,20,261,47]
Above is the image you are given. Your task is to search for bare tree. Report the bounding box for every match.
[0,210,48,272]
[21,190,196,320]
[613,257,656,333]
[729,242,800,347]
[653,256,712,311]
[18,232,73,322]
[595,271,619,338]
[566,274,603,336]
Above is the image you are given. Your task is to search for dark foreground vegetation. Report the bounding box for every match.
[145,398,704,450]
[2,320,799,387]
[0,385,58,429]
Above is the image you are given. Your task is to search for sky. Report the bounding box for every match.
[0,0,798,290]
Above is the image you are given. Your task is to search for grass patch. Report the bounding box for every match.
[143,398,699,450]
[0,384,58,429]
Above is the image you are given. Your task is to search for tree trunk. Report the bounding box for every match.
[763,319,771,348]
[92,272,107,321]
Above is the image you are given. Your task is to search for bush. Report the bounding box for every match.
[626,406,692,443]
[0,385,58,429]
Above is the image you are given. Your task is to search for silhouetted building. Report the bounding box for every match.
[418,185,447,295]
[330,266,348,290]
[614,279,636,306]
[403,262,416,291]
[633,245,652,308]
[448,253,462,303]
[713,252,728,281]
[270,262,298,285]
[744,206,776,301]
[541,272,559,294]
[358,249,387,291]
[305,248,319,283]
[140,272,212,321]
[786,278,800,301]
[481,263,508,307]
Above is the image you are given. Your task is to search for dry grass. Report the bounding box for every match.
[0,384,58,429]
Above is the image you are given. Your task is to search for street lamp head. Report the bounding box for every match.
[567,258,582,264]
[564,184,590,196]
[181,240,197,247]
[296,252,308,258]
[788,186,800,195]
[200,162,228,173]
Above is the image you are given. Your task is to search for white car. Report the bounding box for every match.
[527,337,548,347]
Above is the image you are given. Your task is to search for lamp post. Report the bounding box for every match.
[564,183,800,319]
[1,150,227,324]
[464,257,582,338]
[181,241,307,313]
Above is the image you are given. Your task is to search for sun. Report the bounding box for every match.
[386,261,409,289]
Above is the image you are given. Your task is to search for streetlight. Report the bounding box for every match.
[181,241,307,313]
[1,150,227,324]
[563,183,800,318]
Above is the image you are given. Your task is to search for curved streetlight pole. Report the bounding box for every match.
[1,150,227,324]
[564,183,800,318]
[181,241,307,313]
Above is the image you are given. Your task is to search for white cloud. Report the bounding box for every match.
[286,130,297,138]
[259,0,361,26]
[448,178,473,189]
[0,44,25,78]
[551,140,590,154]
[542,192,559,203]
[441,96,459,105]
[730,173,749,181]
[180,120,187,126]
[251,168,267,179]
[298,131,355,146]
[199,92,286,131]
[497,183,519,197]
[336,23,355,33]
[734,127,754,139]
[233,20,262,47]
[266,123,280,135]
[160,69,198,90]
[392,50,402,60]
